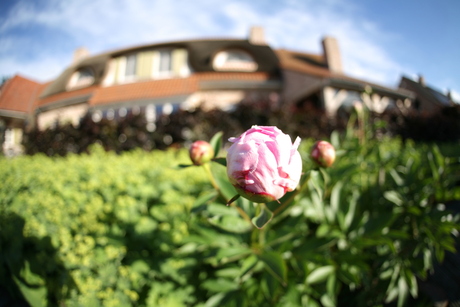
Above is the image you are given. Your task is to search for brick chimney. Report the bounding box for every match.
[72,47,89,64]
[322,36,343,74]
[249,26,266,45]
[418,74,425,86]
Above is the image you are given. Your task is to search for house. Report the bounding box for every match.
[398,75,454,112]
[0,27,415,155]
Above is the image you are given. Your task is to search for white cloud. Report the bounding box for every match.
[0,55,64,82]
[451,90,460,104]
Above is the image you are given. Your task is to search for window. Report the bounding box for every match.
[159,50,172,74]
[67,67,95,90]
[153,49,173,78]
[213,49,258,71]
[125,54,137,78]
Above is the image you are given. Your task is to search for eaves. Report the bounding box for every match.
[36,94,93,113]
[0,109,28,119]
[199,80,282,91]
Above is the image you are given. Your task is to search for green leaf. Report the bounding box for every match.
[130,260,151,274]
[258,251,287,286]
[215,247,252,264]
[330,130,340,149]
[389,169,404,186]
[134,216,158,234]
[397,277,409,307]
[364,212,397,234]
[240,254,258,277]
[251,204,273,229]
[19,260,45,287]
[343,190,358,231]
[320,294,335,307]
[293,237,336,256]
[384,190,404,206]
[13,276,47,307]
[205,292,226,307]
[192,190,219,212]
[210,162,237,202]
[210,131,224,158]
[201,278,239,292]
[330,181,343,216]
[212,157,227,166]
[208,215,252,233]
[306,265,335,285]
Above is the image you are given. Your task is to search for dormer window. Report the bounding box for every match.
[153,49,173,78]
[213,49,258,72]
[67,67,95,90]
[125,54,137,79]
[103,48,191,86]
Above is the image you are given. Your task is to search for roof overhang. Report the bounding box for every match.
[0,109,28,120]
[292,76,415,103]
[36,94,92,113]
[328,78,415,100]
[199,79,282,91]
[88,94,191,111]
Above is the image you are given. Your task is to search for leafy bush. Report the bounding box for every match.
[2,121,460,306]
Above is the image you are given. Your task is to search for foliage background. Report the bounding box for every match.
[23,102,460,157]
[2,113,460,306]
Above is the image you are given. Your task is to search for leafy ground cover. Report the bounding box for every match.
[1,124,460,306]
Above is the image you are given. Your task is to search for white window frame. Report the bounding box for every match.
[213,49,258,72]
[66,67,95,90]
[152,49,173,79]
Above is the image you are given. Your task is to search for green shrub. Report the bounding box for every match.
[1,125,460,306]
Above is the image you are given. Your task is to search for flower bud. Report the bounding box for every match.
[189,140,214,165]
[226,126,302,203]
[310,141,336,168]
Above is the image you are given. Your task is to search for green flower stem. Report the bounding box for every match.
[203,162,219,192]
[203,162,252,224]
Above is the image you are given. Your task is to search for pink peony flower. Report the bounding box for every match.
[226,126,302,203]
[189,140,214,165]
[310,141,336,168]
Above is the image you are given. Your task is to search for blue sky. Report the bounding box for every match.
[1,0,459,100]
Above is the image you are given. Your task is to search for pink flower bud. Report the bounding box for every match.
[310,141,336,168]
[189,140,214,165]
[226,126,302,203]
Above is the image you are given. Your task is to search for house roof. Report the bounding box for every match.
[277,49,413,100]
[275,49,331,78]
[89,72,273,106]
[0,75,43,118]
[40,39,280,99]
[399,76,452,107]
[36,85,99,112]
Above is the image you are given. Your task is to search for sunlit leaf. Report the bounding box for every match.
[210,162,237,202]
[384,190,404,206]
[210,131,223,158]
[208,215,252,233]
[306,265,335,285]
[201,278,239,292]
[251,204,273,229]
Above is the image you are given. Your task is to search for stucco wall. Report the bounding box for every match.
[37,103,88,130]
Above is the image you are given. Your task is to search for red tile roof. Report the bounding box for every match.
[0,75,42,113]
[89,72,272,106]
[36,85,99,108]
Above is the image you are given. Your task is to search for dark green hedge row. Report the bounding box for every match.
[23,101,460,156]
